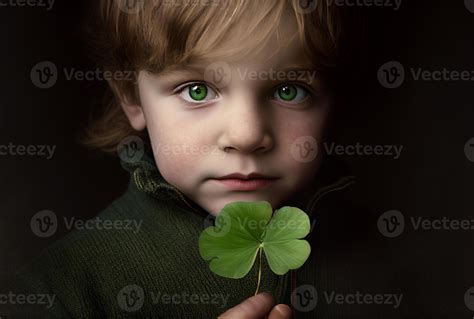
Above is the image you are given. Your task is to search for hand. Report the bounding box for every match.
[218,292,292,319]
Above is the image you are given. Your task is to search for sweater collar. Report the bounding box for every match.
[120,146,355,217]
[120,147,209,217]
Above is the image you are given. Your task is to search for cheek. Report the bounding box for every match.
[276,111,325,178]
[144,109,207,187]
[154,152,194,186]
[278,110,325,149]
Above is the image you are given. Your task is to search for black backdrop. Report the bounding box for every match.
[1,0,473,317]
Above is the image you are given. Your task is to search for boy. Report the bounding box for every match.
[5,0,399,318]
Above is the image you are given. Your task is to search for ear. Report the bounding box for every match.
[108,80,146,131]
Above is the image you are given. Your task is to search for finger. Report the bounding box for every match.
[218,292,275,319]
[268,304,292,319]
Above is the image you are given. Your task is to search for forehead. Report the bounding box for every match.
[221,12,310,66]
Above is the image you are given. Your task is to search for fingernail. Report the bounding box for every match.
[275,304,291,318]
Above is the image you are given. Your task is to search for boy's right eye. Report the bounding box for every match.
[176,82,219,104]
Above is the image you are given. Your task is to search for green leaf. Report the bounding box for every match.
[198,201,311,280]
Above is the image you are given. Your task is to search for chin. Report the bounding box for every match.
[204,194,285,217]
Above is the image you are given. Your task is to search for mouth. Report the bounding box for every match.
[211,173,279,191]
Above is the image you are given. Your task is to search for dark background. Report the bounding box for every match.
[1,0,473,317]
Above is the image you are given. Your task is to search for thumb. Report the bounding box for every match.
[218,292,275,319]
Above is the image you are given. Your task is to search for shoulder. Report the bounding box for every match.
[7,185,184,316]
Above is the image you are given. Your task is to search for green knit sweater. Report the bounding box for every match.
[5,153,372,319]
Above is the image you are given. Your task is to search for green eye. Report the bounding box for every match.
[189,84,208,101]
[179,82,219,104]
[273,84,309,104]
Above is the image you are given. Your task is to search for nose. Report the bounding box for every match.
[217,92,274,155]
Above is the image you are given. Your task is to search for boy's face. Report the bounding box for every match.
[128,37,330,216]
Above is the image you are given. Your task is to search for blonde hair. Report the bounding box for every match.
[83,0,344,153]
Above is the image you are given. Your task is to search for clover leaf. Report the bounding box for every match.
[199,201,311,294]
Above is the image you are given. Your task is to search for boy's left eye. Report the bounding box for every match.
[272,84,310,104]
[178,83,219,104]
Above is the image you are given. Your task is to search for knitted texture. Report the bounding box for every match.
[4,151,383,318]
[5,153,290,318]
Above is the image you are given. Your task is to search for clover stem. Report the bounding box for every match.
[254,246,263,296]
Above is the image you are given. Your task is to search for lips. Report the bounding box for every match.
[214,172,277,180]
[212,173,279,191]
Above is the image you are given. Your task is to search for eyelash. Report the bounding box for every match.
[173,81,317,107]
[174,81,221,105]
